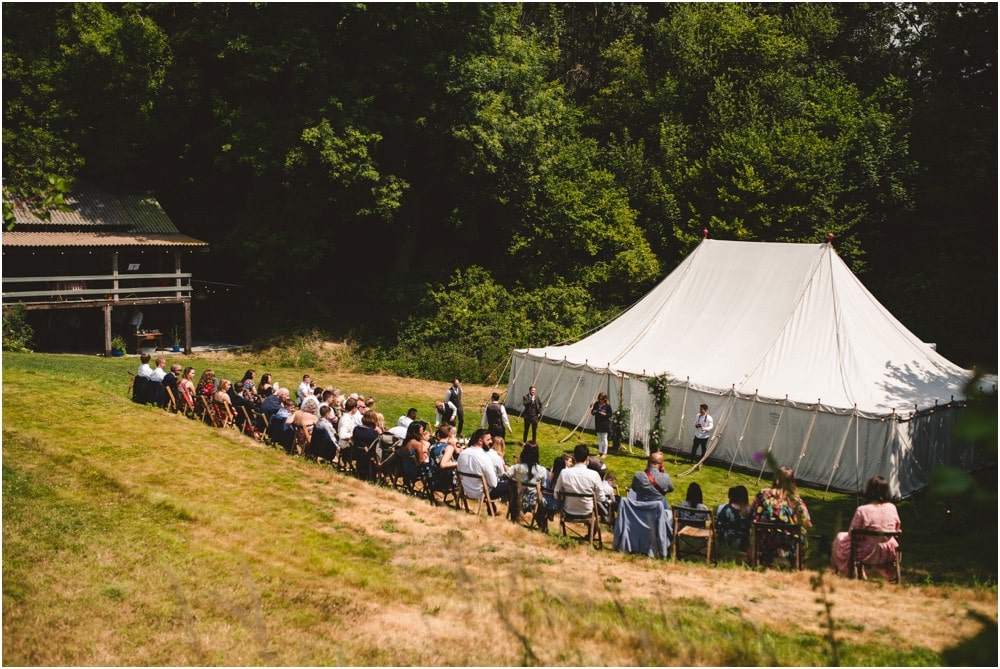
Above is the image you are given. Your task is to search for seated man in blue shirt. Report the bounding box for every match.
[629,451,675,504]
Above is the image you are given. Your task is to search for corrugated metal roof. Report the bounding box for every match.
[2,231,208,248]
[5,190,207,247]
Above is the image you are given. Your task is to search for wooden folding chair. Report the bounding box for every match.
[424,466,462,509]
[237,406,260,439]
[353,435,382,482]
[457,470,498,517]
[399,451,427,498]
[336,439,357,475]
[371,435,402,486]
[507,479,544,529]
[559,490,602,549]
[751,521,804,570]
[175,387,196,418]
[671,505,715,563]
[163,385,178,414]
[196,395,213,424]
[291,423,312,456]
[850,529,902,584]
[210,401,234,429]
[126,371,135,399]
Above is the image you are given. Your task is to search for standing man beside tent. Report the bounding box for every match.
[691,404,714,460]
[522,385,542,443]
[447,378,464,437]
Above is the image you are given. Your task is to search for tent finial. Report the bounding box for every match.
[827,232,834,245]
[703,228,709,239]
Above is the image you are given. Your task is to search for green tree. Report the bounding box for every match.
[2,3,169,190]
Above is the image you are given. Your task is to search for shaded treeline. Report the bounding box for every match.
[3,3,995,378]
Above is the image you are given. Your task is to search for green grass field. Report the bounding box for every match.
[3,351,996,665]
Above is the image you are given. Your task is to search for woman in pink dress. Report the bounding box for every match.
[832,475,901,577]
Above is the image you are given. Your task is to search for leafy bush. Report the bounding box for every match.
[360,266,613,382]
[377,266,526,382]
[2,304,34,352]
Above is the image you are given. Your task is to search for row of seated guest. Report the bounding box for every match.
[621,453,797,557]
[153,368,904,573]
[133,354,169,405]
[544,446,617,522]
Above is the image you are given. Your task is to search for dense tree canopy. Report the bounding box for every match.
[3,2,995,376]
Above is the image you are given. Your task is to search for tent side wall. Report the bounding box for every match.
[647,384,979,497]
[510,350,981,498]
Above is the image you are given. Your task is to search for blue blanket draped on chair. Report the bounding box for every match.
[613,496,673,558]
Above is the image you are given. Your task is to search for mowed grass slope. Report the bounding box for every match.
[2,352,995,666]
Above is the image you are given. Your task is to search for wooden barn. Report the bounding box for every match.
[2,191,208,355]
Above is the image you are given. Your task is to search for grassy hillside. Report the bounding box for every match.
[2,352,996,665]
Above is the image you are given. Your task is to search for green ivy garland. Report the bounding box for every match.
[646,373,672,451]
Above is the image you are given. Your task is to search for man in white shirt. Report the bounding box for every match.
[481,392,511,439]
[435,400,458,427]
[399,408,417,429]
[136,353,154,378]
[388,416,410,440]
[297,374,312,407]
[554,444,607,516]
[456,429,508,501]
[337,397,361,449]
[690,403,714,460]
[149,357,167,382]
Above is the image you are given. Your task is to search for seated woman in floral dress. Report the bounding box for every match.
[196,369,216,399]
[832,475,900,578]
[751,466,812,563]
[239,369,257,399]
[193,369,216,418]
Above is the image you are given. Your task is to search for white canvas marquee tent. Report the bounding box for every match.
[505,239,989,497]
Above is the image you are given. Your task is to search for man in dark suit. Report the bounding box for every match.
[229,380,255,431]
[160,363,181,409]
[521,385,542,443]
[446,378,464,436]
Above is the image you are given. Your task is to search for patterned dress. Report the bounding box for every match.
[751,488,812,561]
